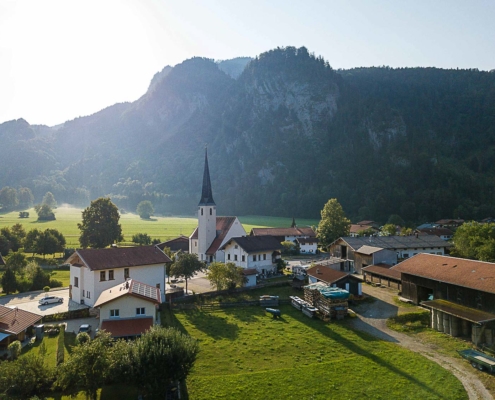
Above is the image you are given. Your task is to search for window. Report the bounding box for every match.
[110,309,120,318]
[109,270,114,280]
[235,245,238,249]
[74,277,79,288]
[156,283,160,289]
[210,208,212,215]
[124,268,130,279]
[234,255,238,261]
[195,241,197,247]
[201,208,203,215]
[263,254,266,260]
[82,290,85,297]
[87,291,90,299]
[252,255,256,261]
[242,255,245,262]
[100,271,106,281]
[228,254,231,260]
[136,307,145,315]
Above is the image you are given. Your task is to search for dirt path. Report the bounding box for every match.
[351,284,492,400]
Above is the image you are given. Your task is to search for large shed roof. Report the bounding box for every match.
[393,253,495,294]
[334,235,452,251]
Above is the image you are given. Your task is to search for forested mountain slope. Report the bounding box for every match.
[1,47,494,223]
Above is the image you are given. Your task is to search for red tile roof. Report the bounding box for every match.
[250,227,316,238]
[350,224,378,234]
[0,305,42,335]
[307,266,362,284]
[206,216,236,255]
[68,245,172,271]
[100,317,153,338]
[392,254,495,294]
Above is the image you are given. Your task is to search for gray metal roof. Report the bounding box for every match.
[337,235,452,251]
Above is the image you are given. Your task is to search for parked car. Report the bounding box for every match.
[78,324,92,334]
[38,296,63,305]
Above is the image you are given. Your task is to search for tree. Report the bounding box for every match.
[387,214,405,227]
[132,233,152,246]
[17,187,34,209]
[0,234,11,256]
[0,186,18,210]
[281,240,298,255]
[170,253,204,294]
[78,198,123,248]
[136,200,154,219]
[129,326,199,399]
[34,204,55,221]
[381,224,397,236]
[451,222,495,261]
[25,229,42,256]
[36,229,66,257]
[56,331,113,400]
[1,267,17,294]
[1,225,25,252]
[42,191,57,208]
[317,198,351,249]
[29,264,51,290]
[206,262,247,291]
[8,340,22,360]
[5,252,27,274]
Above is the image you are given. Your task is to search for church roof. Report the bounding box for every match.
[189,217,238,255]
[198,148,215,206]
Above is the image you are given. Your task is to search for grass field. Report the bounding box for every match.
[165,303,467,400]
[0,207,319,248]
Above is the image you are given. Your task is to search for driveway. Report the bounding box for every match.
[353,284,492,400]
[0,288,87,316]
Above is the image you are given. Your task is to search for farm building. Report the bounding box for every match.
[392,254,495,345]
[362,264,402,290]
[306,265,363,296]
[329,235,452,273]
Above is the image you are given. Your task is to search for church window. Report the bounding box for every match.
[201,209,203,216]
[210,208,212,215]
[263,254,266,260]
[253,255,256,261]
[234,255,238,261]
[242,255,245,262]
[228,254,231,260]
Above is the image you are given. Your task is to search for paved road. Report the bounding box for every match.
[352,284,492,400]
[0,288,87,316]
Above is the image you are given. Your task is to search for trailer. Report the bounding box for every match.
[458,349,495,372]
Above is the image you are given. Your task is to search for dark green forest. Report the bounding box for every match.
[1,47,494,225]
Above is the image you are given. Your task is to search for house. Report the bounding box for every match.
[435,219,464,229]
[349,224,379,237]
[416,227,454,241]
[189,149,246,263]
[156,236,189,253]
[67,245,171,307]
[329,235,452,273]
[250,226,316,243]
[307,265,363,296]
[362,264,402,290]
[392,254,495,344]
[0,305,42,348]
[355,220,379,228]
[94,279,161,339]
[220,236,282,275]
[295,237,319,254]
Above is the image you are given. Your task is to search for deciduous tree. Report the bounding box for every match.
[317,198,351,249]
[5,252,27,274]
[42,191,57,208]
[34,204,55,221]
[206,262,246,291]
[136,200,154,219]
[78,198,123,248]
[451,222,495,261]
[381,224,397,236]
[1,267,17,294]
[132,233,152,246]
[170,253,204,294]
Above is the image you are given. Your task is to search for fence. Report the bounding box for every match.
[42,308,90,322]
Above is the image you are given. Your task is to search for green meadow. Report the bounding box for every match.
[0,206,319,248]
[167,305,466,400]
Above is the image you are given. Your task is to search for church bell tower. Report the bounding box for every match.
[197,147,217,261]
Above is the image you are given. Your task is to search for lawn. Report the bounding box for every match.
[0,207,319,248]
[167,305,467,399]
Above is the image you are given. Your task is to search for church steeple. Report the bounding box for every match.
[199,147,215,206]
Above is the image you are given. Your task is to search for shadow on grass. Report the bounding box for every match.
[183,309,240,340]
[290,307,451,400]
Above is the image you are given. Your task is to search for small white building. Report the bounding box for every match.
[241,268,258,287]
[94,279,161,339]
[296,237,319,254]
[221,236,282,275]
[67,245,171,307]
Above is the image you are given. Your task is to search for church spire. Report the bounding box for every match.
[199,146,215,206]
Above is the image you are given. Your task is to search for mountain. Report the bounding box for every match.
[1,46,495,224]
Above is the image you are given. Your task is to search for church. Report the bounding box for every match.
[189,149,246,263]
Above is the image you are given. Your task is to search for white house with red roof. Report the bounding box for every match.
[189,149,246,263]
[67,245,171,307]
[94,279,161,339]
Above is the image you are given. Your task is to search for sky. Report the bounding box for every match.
[1,0,494,127]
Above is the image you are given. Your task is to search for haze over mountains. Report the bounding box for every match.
[1,47,495,223]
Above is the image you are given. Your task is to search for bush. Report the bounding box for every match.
[57,325,65,365]
[76,332,90,345]
[43,286,50,292]
[8,340,22,360]
[49,279,63,288]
